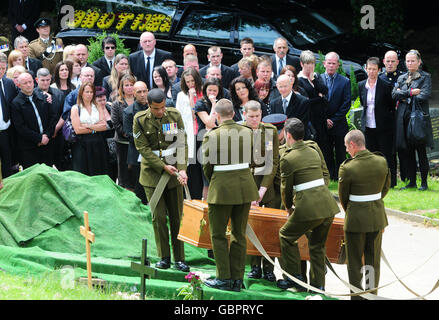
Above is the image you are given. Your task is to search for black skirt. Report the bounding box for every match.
[72,132,109,176]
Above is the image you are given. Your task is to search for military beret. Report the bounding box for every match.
[34,17,51,28]
[262,113,287,133]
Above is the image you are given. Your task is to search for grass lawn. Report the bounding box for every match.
[0,270,138,300]
[328,176,439,219]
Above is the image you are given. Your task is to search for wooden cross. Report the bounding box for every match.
[80,211,95,289]
[131,239,157,300]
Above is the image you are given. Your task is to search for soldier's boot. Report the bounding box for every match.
[247,265,262,279]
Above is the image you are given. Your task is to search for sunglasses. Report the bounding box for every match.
[105,46,115,50]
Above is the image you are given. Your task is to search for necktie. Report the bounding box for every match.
[29,96,44,134]
[327,75,334,100]
[282,98,288,114]
[0,80,8,122]
[109,60,113,70]
[278,58,284,76]
[145,56,151,89]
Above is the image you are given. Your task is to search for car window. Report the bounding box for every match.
[237,16,282,48]
[177,11,233,41]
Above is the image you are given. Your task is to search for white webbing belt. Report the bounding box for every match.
[152,148,177,157]
[349,192,381,202]
[293,178,325,192]
[214,163,249,171]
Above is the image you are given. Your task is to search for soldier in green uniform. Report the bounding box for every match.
[242,101,279,282]
[28,18,63,75]
[277,118,339,292]
[202,99,259,292]
[338,130,390,300]
[133,88,190,272]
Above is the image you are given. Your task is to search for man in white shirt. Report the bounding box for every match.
[271,38,301,80]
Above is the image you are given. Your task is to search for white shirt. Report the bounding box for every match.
[143,49,156,87]
[365,79,377,128]
[77,104,100,125]
[175,91,195,161]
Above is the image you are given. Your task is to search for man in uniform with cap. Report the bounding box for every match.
[133,88,190,273]
[28,18,63,75]
[202,98,259,292]
[243,101,279,282]
[338,129,390,299]
[277,118,339,292]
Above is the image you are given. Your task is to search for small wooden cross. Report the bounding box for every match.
[80,211,95,289]
[131,239,157,300]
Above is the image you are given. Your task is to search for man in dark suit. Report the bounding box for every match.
[92,36,117,78]
[129,32,172,90]
[14,36,42,76]
[75,44,103,87]
[271,38,301,80]
[231,38,255,77]
[199,46,235,90]
[0,53,19,178]
[35,67,67,171]
[176,44,205,79]
[359,57,396,187]
[11,72,57,169]
[8,0,41,44]
[322,52,351,181]
[270,75,310,136]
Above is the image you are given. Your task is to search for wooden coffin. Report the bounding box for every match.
[178,200,345,264]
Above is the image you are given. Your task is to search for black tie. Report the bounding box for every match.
[145,56,151,89]
[0,80,8,122]
[109,60,112,71]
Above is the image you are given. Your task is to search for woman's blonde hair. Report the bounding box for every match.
[8,50,24,69]
[63,45,76,62]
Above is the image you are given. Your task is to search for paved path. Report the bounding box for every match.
[274,209,439,300]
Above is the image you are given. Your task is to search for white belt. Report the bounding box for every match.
[214,163,249,172]
[152,148,176,157]
[252,166,266,175]
[293,178,325,192]
[349,192,381,202]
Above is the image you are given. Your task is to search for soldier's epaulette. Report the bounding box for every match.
[341,157,354,166]
[263,122,277,130]
[166,107,180,114]
[372,151,386,158]
[134,109,148,119]
[29,39,38,44]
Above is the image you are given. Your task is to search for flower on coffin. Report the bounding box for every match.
[81,9,100,29]
[159,15,172,33]
[97,13,115,30]
[131,13,144,31]
[73,10,86,28]
[116,13,135,31]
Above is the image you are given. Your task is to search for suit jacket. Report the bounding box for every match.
[271,92,310,128]
[10,89,57,150]
[86,63,103,87]
[202,119,259,204]
[123,101,149,165]
[46,87,64,120]
[271,54,301,79]
[129,48,172,88]
[8,0,40,30]
[338,150,390,232]
[26,57,43,75]
[1,76,19,123]
[199,64,236,90]
[359,77,395,133]
[324,73,351,136]
[280,140,339,222]
[92,56,112,78]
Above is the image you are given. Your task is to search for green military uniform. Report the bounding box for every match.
[244,121,279,275]
[338,149,390,299]
[28,36,63,75]
[279,140,339,288]
[202,119,259,280]
[133,107,188,262]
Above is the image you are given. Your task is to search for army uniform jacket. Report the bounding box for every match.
[202,119,259,205]
[280,140,339,222]
[28,36,63,74]
[244,121,279,204]
[133,107,188,189]
[338,149,390,232]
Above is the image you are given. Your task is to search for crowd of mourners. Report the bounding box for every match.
[0,17,432,194]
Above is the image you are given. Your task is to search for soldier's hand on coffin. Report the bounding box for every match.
[164,165,178,176]
[257,187,267,203]
[251,201,259,207]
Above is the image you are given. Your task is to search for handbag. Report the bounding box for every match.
[62,106,81,143]
[406,96,429,146]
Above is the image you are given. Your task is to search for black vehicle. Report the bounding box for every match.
[55,0,400,81]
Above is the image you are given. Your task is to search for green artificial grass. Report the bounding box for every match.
[329,176,439,216]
